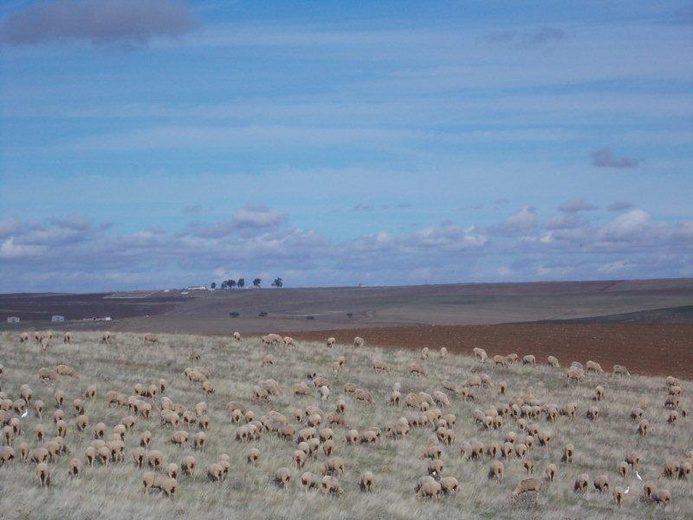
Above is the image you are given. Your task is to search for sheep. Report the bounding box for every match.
[322,475,343,495]
[293,449,308,469]
[586,360,604,373]
[653,489,671,506]
[574,473,590,492]
[593,474,609,492]
[326,337,336,347]
[33,400,45,419]
[274,467,292,488]
[427,458,444,477]
[20,332,30,343]
[537,430,551,447]
[167,463,180,479]
[566,367,584,382]
[668,410,678,425]
[618,461,629,478]
[638,419,650,437]
[144,334,159,344]
[613,486,625,506]
[247,447,260,465]
[679,460,692,480]
[354,388,374,405]
[440,347,448,358]
[359,471,374,492]
[488,460,504,481]
[147,450,164,470]
[76,414,89,432]
[586,406,599,421]
[625,453,640,469]
[232,331,241,341]
[613,364,630,376]
[18,443,29,463]
[101,332,114,344]
[283,336,295,346]
[353,336,365,347]
[544,464,558,482]
[181,455,197,476]
[38,368,59,383]
[522,354,536,365]
[562,444,574,464]
[207,463,224,483]
[594,385,605,401]
[473,347,488,362]
[415,476,442,500]
[193,432,207,451]
[67,457,82,477]
[371,359,389,373]
[0,446,15,465]
[642,480,657,500]
[260,354,275,366]
[547,355,560,368]
[493,355,507,366]
[36,462,50,487]
[301,471,322,492]
[513,477,543,494]
[323,457,345,477]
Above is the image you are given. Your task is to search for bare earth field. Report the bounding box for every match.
[2,279,692,380]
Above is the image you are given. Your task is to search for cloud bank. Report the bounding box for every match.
[0,0,199,47]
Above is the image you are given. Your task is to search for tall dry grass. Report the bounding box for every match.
[0,330,690,519]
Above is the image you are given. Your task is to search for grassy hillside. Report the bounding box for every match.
[0,331,690,519]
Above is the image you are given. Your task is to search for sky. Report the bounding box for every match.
[1,1,692,293]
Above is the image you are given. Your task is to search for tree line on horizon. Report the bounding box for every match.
[211,277,283,290]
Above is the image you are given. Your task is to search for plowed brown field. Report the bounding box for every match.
[292,323,693,380]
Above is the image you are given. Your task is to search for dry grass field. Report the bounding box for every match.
[0,330,690,519]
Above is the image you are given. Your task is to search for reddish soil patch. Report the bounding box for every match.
[292,324,693,381]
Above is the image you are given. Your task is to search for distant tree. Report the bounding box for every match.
[253,278,262,288]
[210,282,216,289]
[221,281,228,290]
[237,278,245,289]
[227,279,236,289]
[271,277,283,288]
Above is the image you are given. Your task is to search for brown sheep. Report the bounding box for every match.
[638,419,650,437]
[18,443,30,463]
[193,432,206,450]
[181,455,197,476]
[323,457,345,477]
[207,463,224,483]
[586,360,604,373]
[427,458,444,477]
[574,473,590,492]
[613,486,625,506]
[662,460,680,478]
[147,450,163,470]
[0,446,16,465]
[544,464,558,482]
[415,476,442,500]
[489,460,504,481]
[293,449,308,469]
[653,489,671,505]
[513,477,543,494]
[642,480,657,500]
[144,334,159,344]
[67,457,82,477]
[76,414,89,432]
[679,461,692,479]
[300,471,320,491]
[522,459,534,474]
[247,447,260,465]
[36,462,50,487]
[613,364,630,376]
[593,474,609,492]
[618,461,629,478]
[33,400,45,419]
[274,467,292,488]
[625,453,640,468]
[322,475,343,495]
[359,471,374,492]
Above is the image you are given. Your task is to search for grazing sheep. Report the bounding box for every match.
[322,475,343,495]
[544,464,558,482]
[323,457,345,477]
[593,474,609,492]
[625,453,640,469]
[326,337,336,347]
[144,334,159,344]
[301,471,321,491]
[67,457,82,477]
[101,332,114,344]
[679,461,692,480]
[617,461,629,479]
[613,364,630,376]
[574,473,590,492]
[38,368,59,383]
[132,447,146,468]
[247,447,260,465]
[642,480,657,500]
[653,489,671,506]
[233,331,242,341]
[513,477,543,495]
[562,444,574,464]
[20,332,30,343]
[293,449,308,469]
[630,407,644,420]
[594,385,605,401]
[493,355,507,366]
[193,432,206,450]
[0,446,16,465]
[586,360,604,373]
[473,347,488,362]
[547,355,560,368]
[76,414,89,432]
[167,463,179,479]
[522,459,534,474]
[415,476,442,500]
[36,462,50,487]
[181,455,197,477]
[427,458,444,477]
[440,347,448,358]
[207,463,224,483]
[359,471,374,492]
[371,359,389,373]
[566,367,585,382]
[274,467,292,488]
[489,461,504,480]
[613,486,625,506]
[283,336,295,346]
[353,336,364,347]
[667,410,678,425]
[147,450,164,470]
[522,354,536,365]
[638,419,650,437]
[33,400,45,419]
[586,406,599,421]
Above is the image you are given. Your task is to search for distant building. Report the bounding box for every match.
[7,316,20,323]
[82,316,112,322]
[51,315,65,322]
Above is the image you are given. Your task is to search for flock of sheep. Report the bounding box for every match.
[0,328,690,519]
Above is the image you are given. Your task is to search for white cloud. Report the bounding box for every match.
[558,199,598,213]
[0,237,47,259]
[232,206,286,229]
[495,206,538,237]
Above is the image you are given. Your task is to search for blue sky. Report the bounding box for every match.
[1,1,692,292]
